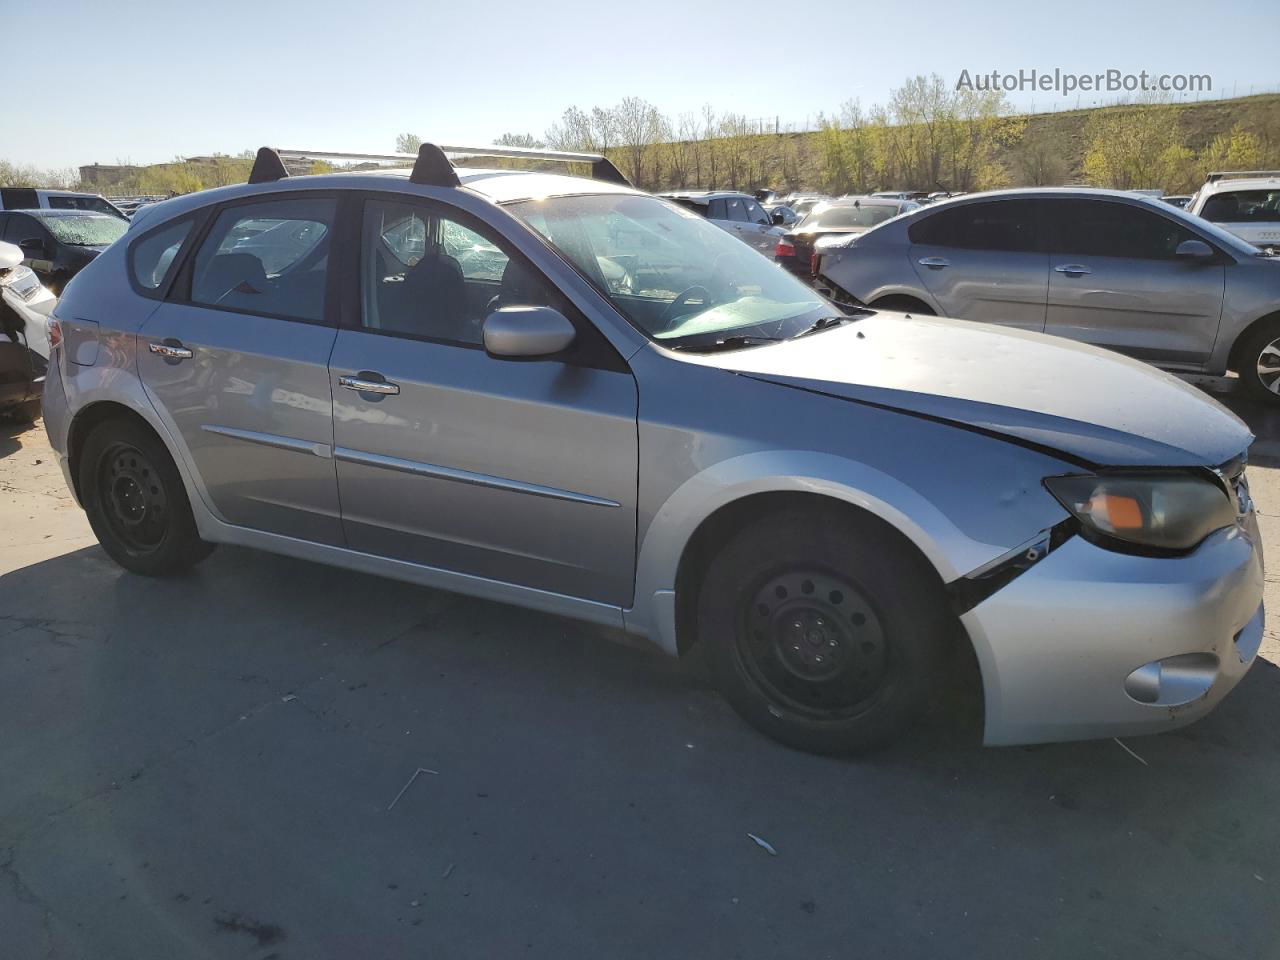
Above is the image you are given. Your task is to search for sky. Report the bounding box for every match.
[4,0,1276,171]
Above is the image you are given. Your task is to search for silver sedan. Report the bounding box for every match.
[41,151,1263,754]
[814,188,1280,403]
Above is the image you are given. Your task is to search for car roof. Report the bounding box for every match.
[658,190,753,201]
[129,165,642,231]
[5,208,118,218]
[1199,177,1280,194]
[825,196,903,206]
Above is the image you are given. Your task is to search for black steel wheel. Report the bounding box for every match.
[738,568,888,721]
[699,507,950,755]
[79,418,214,576]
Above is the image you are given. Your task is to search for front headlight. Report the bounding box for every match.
[1044,471,1236,554]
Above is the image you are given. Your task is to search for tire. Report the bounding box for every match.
[870,295,934,316]
[697,508,950,755]
[79,418,214,576]
[1235,317,1280,405]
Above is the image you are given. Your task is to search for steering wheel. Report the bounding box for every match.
[660,285,714,331]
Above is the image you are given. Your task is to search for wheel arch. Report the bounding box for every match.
[671,491,952,658]
[67,400,167,503]
[628,451,993,658]
[868,292,935,315]
[1227,309,1280,374]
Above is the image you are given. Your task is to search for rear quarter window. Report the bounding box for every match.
[130,219,195,294]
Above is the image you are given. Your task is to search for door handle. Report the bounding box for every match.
[338,374,400,396]
[918,257,949,269]
[148,340,193,360]
[1055,264,1091,276]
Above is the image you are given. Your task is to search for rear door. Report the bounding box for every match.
[327,195,638,606]
[907,199,1048,331]
[1042,198,1225,366]
[137,194,344,544]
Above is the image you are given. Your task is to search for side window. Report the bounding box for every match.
[707,198,729,220]
[5,214,45,247]
[909,200,1037,252]
[744,199,770,225]
[725,197,750,223]
[190,197,334,322]
[439,218,509,281]
[0,188,39,210]
[130,218,193,292]
[1047,199,1197,260]
[361,198,554,346]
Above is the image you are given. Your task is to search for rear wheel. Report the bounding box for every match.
[1236,317,1280,406]
[697,508,950,755]
[79,418,214,575]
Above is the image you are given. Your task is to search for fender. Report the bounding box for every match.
[625,449,1018,655]
[61,332,226,534]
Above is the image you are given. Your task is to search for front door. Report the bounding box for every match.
[328,197,638,606]
[137,194,343,544]
[907,198,1048,331]
[1042,198,1225,367]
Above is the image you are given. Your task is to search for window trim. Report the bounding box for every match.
[169,190,343,328]
[340,190,629,372]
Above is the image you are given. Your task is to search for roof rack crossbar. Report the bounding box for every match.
[1206,170,1280,183]
[253,143,631,188]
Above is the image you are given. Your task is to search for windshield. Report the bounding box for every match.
[38,215,127,247]
[801,204,899,229]
[506,193,833,347]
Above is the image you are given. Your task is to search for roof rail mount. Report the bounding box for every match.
[1206,170,1280,183]
[247,144,631,188]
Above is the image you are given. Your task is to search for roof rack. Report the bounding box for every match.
[247,143,630,189]
[1205,170,1280,183]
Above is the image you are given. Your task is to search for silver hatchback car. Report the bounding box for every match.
[814,188,1280,403]
[42,145,1264,754]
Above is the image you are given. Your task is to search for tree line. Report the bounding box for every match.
[6,77,1279,198]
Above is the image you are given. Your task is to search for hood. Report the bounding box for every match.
[693,313,1252,467]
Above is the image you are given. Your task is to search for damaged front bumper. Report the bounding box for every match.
[960,508,1264,746]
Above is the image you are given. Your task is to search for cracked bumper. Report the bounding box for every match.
[963,510,1264,746]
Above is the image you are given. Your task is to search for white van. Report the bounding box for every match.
[0,187,126,219]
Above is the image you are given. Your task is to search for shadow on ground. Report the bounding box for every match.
[2,539,1279,960]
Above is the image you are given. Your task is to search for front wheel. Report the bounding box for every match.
[79,418,214,576]
[697,508,950,755]
[1236,318,1280,405]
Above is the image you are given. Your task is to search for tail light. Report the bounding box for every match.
[810,251,820,276]
[774,238,796,258]
[47,316,62,350]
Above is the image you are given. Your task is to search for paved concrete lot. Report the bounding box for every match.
[3,380,1280,959]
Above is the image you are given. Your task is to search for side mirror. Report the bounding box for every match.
[483,306,577,358]
[18,238,46,259]
[1175,239,1214,260]
[771,210,786,225]
[0,241,22,271]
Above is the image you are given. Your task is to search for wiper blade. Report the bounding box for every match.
[789,315,855,339]
[666,334,781,353]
